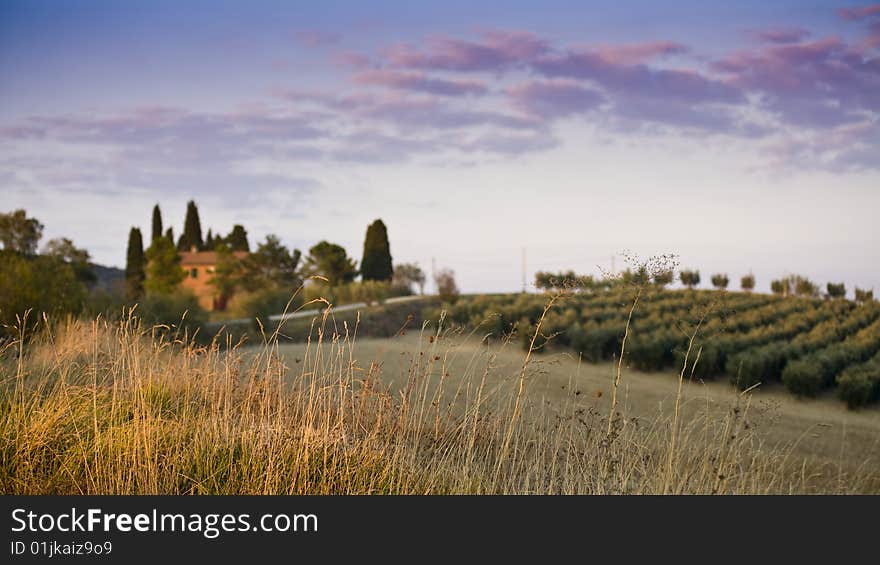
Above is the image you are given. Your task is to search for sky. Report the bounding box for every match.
[1,0,878,295]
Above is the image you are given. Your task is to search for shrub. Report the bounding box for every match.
[741,274,755,292]
[837,355,880,409]
[781,359,826,397]
[135,292,208,338]
[235,288,304,323]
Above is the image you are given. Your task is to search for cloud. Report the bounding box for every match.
[838,4,880,21]
[534,49,744,106]
[352,69,488,96]
[507,79,604,118]
[386,30,549,71]
[838,4,880,50]
[588,41,689,64]
[713,37,880,129]
[749,27,811,44]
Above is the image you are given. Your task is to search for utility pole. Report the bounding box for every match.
[521,247,527,293]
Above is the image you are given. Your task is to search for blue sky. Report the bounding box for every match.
[1,1,878,294]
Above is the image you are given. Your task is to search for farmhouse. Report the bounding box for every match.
[179,247,248,311]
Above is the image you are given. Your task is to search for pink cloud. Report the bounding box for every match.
[839,4,880,20]
[713,37,880,128]
[352,69,487,96]
[590,41,689,64]
[750,27,811,44]
[386,30,549,71]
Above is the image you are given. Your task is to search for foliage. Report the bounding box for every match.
[209,243,244,309]
[0,209,44,255]
[826,282,846,299]
[135,291,208,337]
[240,235,301,292]
[360,219,393,281]
[303,241,358,286]
[144,237,185,295]
[653,269,674,288]
[855,288,875,304]
[125,228,145,301]
[741,274,755,292]
[534,271,599,292]
[226,224,250,252]
[233,287,303,323]
[177,200,204,251]
[710,273,729,290]
[679,270,700,289]
[770,279,787,295]
[0,250,86,336]
[151,204,163,243]
[435,268,460,304]
[393,262,426,294]
[43,237,96,285]
[836,351,880,409]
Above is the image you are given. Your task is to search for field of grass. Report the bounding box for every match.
[275,331,880,477]
[2,301,877,495]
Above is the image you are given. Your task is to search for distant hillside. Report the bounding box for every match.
[90,263,125,292]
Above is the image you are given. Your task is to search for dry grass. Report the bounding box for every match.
[1,303,878,494]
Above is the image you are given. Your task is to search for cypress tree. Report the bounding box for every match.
[205,229,214,250]
[361,219,393,281]
[178,200,204,251]
[165,227,174,243]
[227,224,249,252]
[125,227,145,301]
[151,204,163,243]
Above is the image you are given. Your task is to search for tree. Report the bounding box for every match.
[209,243,244,309]
[653,269,674,288]
[145,236,185,295]
[770,279,789,296]
[165,227,174,243]
[0,209,44,255]
[855,288,874,304]
[679,270,700,289]
[240,235,301,292]
[791,275,818,298]
[393,262,426,294]
[177,200,204,251]
[434,268,459,304]
[741,274,755,292]
[125,228,146,300]
[710,273,729,290]
[226,224,250,252]
[826,282,846,299]
[151,204,163,243]
[44,237,95,285]
[360,219,393,281]
[0,251,86,336]
[205,229,214,250]
[304,241,357,286]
